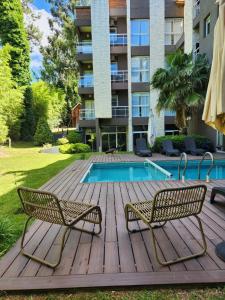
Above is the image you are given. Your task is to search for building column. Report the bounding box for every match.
[126,0,133,151]
[184,0,193,54]
[95,118,102,152]
[149,0,165,137]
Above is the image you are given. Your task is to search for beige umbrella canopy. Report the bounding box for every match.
[202,0,225,133]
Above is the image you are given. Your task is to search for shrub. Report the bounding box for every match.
[67,131,82,144]
[152,135,214,153]
[59,143,91,154]
[0,117,8,144]
[34,118,54,146]
[57,137,69,145]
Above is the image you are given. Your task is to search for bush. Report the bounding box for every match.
[59,143,91,154]
[57,137,69,145]
[67,131,82,144]
[153,135,214,153]
[0,117,8,144]
[34,118,54,146]
[0,219,16,256]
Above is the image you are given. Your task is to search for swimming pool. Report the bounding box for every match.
[81,159,225,183]
[82,161,172,183]
[156,159,225,180]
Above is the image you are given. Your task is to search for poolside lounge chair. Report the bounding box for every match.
[184,137,205,156]
[210,187,225,203]
[18,187,102,268]
[125,185,207,266]
[135,138,152,157]
[105,147,118,154]
[162,140,180,157]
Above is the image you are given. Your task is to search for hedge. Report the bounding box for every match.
[59,143,91,154]
[67,131,82,144]
[152,135,214,153]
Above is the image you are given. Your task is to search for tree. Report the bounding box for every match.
[41,0,79,126]
[0,46,24,140]
[32,81,66,129]
[34,117,54,146]
[0,0,35,140]
[151,50,210,132]
[0,118,9,144]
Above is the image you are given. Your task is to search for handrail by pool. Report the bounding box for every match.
[178,152,188,183]
[146,159,173,180]
[198,152,214,182]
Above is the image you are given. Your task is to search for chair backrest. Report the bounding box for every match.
[18,187,66,225]
[150,185,207,223]
[184,137,196,151]
[136,138,147,151]
[162,140,173,151]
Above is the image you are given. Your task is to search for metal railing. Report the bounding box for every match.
[193,0,200,19]
[110,34,127,46]
[77,42,92,54]
[198,152,214,182]
[193,46,200,60]
[111,70,128,82]
[178,152,188,183]
[79,75,93,87]
[112,106,129,118]
[79,109,95,120]
[75,0,91,7]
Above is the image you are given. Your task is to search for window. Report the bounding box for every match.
[84,100,95,119]
[112,95,119,107]
[132,93,149,117]
[111,62,118,72]
[131,19,149,46]
[165,18,183,45]
[131,57,149,82]
[204,15,211,37]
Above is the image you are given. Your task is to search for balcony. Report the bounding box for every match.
[110,34,127,46]
[78,74,94,94]
[79,109,95,120]
[165,110,176,117]
[193,45,200,60]
[112,106,128,118]
[77,42,92,61]
[165,33,184,46]
[111,70,128,90]
[193,0,200,19]
[75,0,91,7]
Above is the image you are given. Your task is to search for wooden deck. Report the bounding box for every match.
[1,154,225,292]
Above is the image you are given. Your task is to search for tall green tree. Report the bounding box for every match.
[151,50,210,132]
[0,45,24,140]
[41,0,79,126]
[0,0,35,140]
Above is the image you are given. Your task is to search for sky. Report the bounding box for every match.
[29,0,52,79]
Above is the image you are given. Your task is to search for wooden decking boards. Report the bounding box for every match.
[1,154,225,291]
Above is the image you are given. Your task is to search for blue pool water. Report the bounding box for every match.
[82,162,170,183]
[82,160,225,183]
[156,159,225,180]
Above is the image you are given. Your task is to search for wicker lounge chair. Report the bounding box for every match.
[162,140,180,156]
[18,187,102,268]
[125,185,207,266]
[184,137,205,156]
[210,187,225,203]
[135,138,152,157]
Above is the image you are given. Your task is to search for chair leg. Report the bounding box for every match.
[71,222,102,235]
[149,216,207,266]
[210,189,217,204]
[21,217,70,269]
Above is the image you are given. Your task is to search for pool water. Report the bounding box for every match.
[156,159,225,180]
[82,162,170,183]
[82,160,225,183]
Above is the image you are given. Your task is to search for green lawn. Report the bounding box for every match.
[0,142,91,256]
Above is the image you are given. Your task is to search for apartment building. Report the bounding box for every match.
[75,0,184,152]
[186,0,220,149]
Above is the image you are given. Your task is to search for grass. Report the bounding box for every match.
[1,289,225,300]
[0,142,92,256]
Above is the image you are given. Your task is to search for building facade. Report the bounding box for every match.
[75,0,184,152]
[185,0,220,149]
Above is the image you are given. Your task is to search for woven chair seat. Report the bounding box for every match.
[126,201,154,223]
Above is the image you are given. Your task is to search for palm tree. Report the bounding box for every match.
[151,50,210,132]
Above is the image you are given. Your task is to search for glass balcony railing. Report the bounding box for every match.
[165,110,176,117]
[110,34,127,46]
[111,70,128,82]
[80,109,95,120]
[75,0,91,7]
[77,42,92,54]
[112,106,129,118]
[79,75,93,87]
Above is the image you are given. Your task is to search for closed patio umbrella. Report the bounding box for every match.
[148,109,156,147]
[202,0,225,133]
